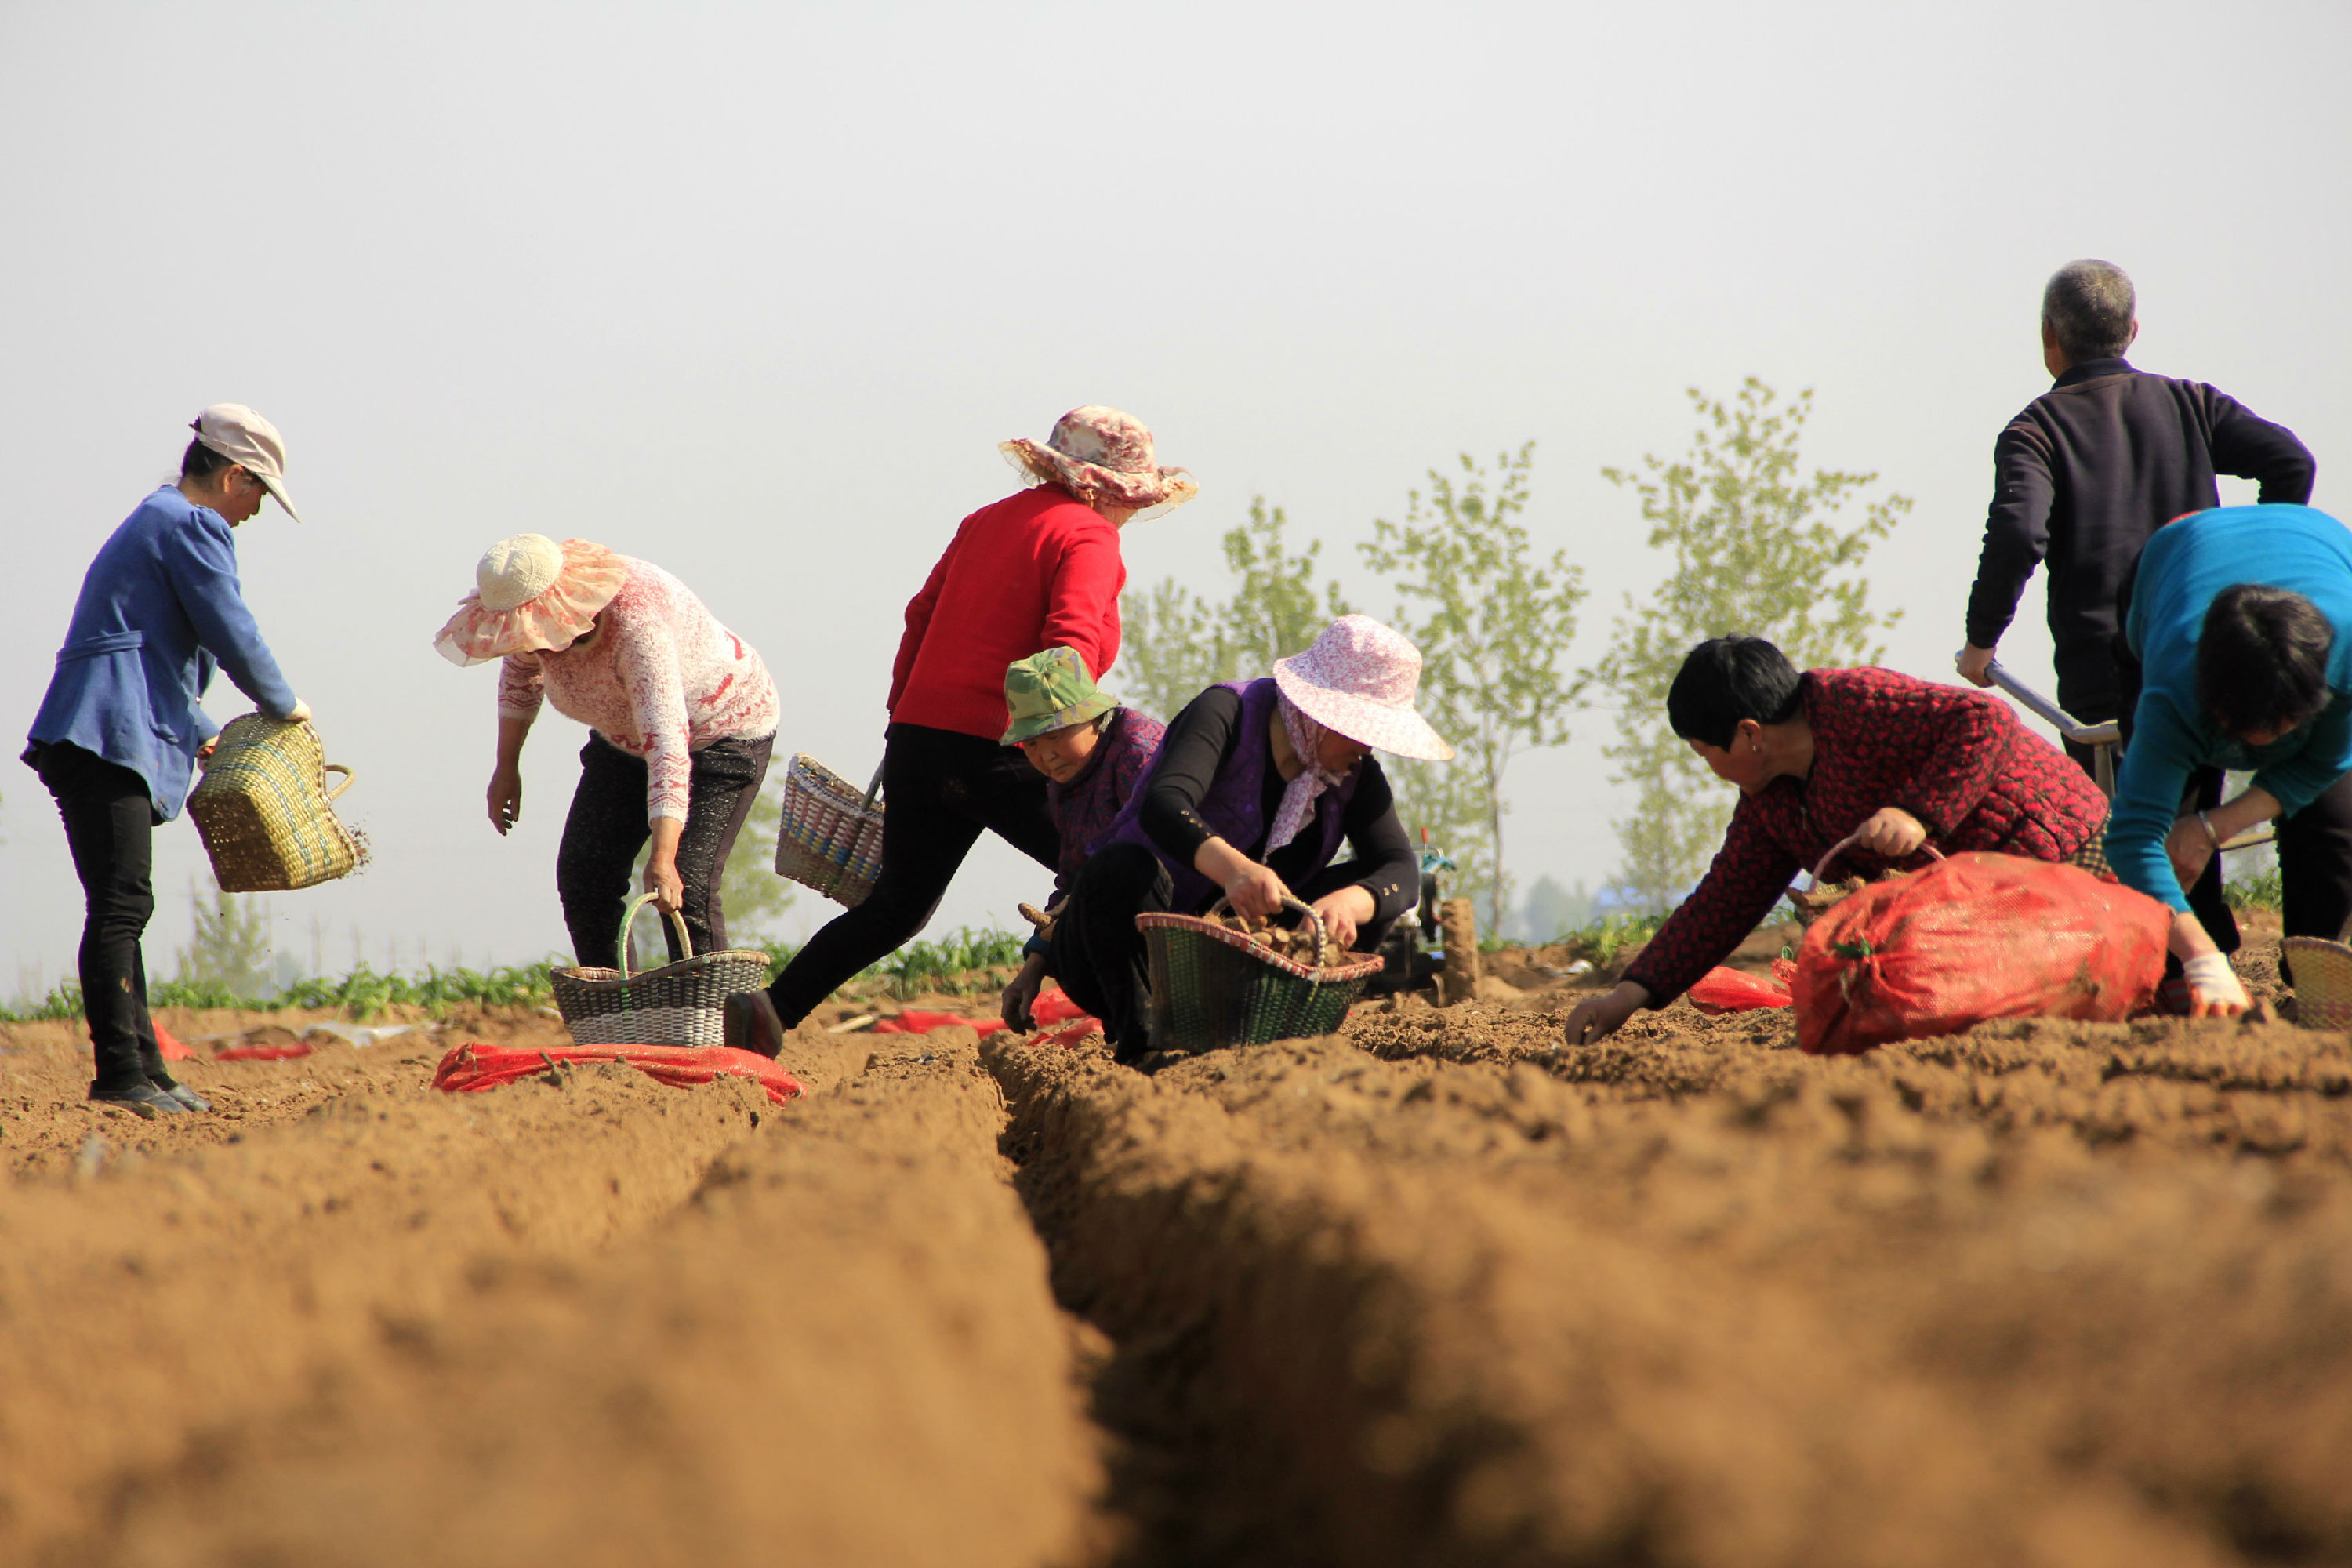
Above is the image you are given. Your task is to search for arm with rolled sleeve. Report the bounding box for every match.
[2106,694,2207,913]
[614,622,694,823]
[2250,695,2352,816]
[496,652,546,722]
[161,513,299,719]
[1964,423,2058,652]
[1040,522,1125,679]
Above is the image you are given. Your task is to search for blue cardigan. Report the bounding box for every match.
[2109,505,2352,912]
[22,487,299,822]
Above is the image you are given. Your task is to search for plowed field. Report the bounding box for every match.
[5,922,2350,1566]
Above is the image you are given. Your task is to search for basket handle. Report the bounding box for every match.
[614,890,695,979]
[1207,891,1333,970]
[321,764,354,802]
[1800,829,1947,893]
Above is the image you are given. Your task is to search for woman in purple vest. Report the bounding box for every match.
[1054,615,1453,1064]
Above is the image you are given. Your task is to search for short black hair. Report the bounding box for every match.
[1666,637,1805,749]
[2198,585,2334,737]
[180,436,235,481]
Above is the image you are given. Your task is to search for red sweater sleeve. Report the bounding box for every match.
[1889,688,2016,838]
[1622,800,1799,1007]
[1040,520,1126,679]
[887,533,959,714]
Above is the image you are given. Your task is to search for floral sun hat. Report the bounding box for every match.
[1272,615,1455,761]
[433,533,630,667]
[1000,405,1199,520]
[1001,646,1115,744]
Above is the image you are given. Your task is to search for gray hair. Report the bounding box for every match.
[2042,259,2136,363]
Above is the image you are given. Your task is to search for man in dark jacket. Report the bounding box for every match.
[1958,258,2315,724]
[1956,259,2323,959]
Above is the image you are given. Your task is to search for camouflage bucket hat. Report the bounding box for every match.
[1002,647,1114,745]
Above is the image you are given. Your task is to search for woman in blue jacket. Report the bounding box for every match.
[21,405,312,1117]
[2107,504,2352,1017]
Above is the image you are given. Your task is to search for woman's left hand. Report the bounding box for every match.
[1308,886,1377,953]
[1849,806,1929,858]
[643,857,685,915]
[2165,813,2218,892]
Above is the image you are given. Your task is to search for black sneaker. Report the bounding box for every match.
[152,1080,212,1113]
[90,1083,187,1119]
[723,993,784,1059]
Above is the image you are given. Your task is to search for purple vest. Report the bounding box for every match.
[1109,677,1361,912]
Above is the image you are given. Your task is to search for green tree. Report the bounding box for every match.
[1359,444,1585,931]
[1116,499,1352,720]
[1588,379,1908,912]
[176,880,274,999]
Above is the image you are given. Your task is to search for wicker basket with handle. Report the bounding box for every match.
[775,752,885,906]
[186,714,365,892]
[1137,895,1385,1054]
[550,892,774,1047]
[2281,936,2352,1031]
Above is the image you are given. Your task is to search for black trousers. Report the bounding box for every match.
[1051,840,1401,1062]
[766,724,1059,1025]
[33,742,172,1094]
[557,732,773,970]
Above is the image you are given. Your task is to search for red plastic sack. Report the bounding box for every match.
[1792,851,2169,1055]
[871,1009,1007,1036]
[154,1022,194,1062]
[1687,966,1793,1014]
[217,1042,316,1061]
[431,1042,805,1104]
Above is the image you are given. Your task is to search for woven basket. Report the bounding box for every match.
[2281,936,2352,1030]
[550,893,773,1047]
[775,752,884,907]
[1138,895,1385,1054]
[187,714,363,893]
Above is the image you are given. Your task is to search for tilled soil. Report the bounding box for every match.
[6,923,2350,1566]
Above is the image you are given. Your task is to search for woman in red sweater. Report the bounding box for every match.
[1563,636,2111,1045]
[734,407,1196,1047]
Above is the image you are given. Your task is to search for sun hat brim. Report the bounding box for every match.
[1000,441,1199,521]
[432,540,630,667]
[1272,660,1455,761]
[1000,695,1115,746]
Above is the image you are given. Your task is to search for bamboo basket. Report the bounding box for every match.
[1137,895,1385,1053]
[2281,936,2352,1031]
[550,893,773,1047]
[187,714,365,892]
[775,752,884,906]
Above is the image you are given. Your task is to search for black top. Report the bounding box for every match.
[1139,686,1419,920]
[1963,358,2314,720]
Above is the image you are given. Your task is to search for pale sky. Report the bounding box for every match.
[4,1,2348,996]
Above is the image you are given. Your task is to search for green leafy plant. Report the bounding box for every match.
[1359,444,1584,931]
[1587,379,1908,913]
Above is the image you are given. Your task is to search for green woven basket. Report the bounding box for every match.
[1138,895,1385,1054]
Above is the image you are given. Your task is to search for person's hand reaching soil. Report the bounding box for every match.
[1002,953,1049,1032]
[1847,806,1929,858]
[1563,981,1651,1045]
[2182,951,2252,1018]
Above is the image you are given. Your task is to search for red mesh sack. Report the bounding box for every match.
[1791,851,2169,1055]
[1687,966,1793,1014]
[431,1042,805,1105]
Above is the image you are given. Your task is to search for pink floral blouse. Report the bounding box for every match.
[497,558,778,822]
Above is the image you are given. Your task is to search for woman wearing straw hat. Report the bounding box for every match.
[23,405,313,1117]
[436,535,779,983]
[1054,614,1451,1065]
[728,406,1194,1054]
[996,645,1167,1032]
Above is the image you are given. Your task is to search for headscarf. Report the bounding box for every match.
[1267,691,1352,852]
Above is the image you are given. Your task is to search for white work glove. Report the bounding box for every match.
[2183,951,2250,1018]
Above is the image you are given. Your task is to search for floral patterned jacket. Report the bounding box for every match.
[1622,667,2108,1006]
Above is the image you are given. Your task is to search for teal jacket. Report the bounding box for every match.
[22,487,299,822]
[2110,505,2352,912]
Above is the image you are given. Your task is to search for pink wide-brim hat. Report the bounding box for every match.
[1272,615,1454,761]
[433,534,630,667]
[1000,405,1199,520]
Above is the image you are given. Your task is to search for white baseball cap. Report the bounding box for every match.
[191,403,303,524]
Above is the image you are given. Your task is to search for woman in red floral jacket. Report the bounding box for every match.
[1564,637,2110,1044]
